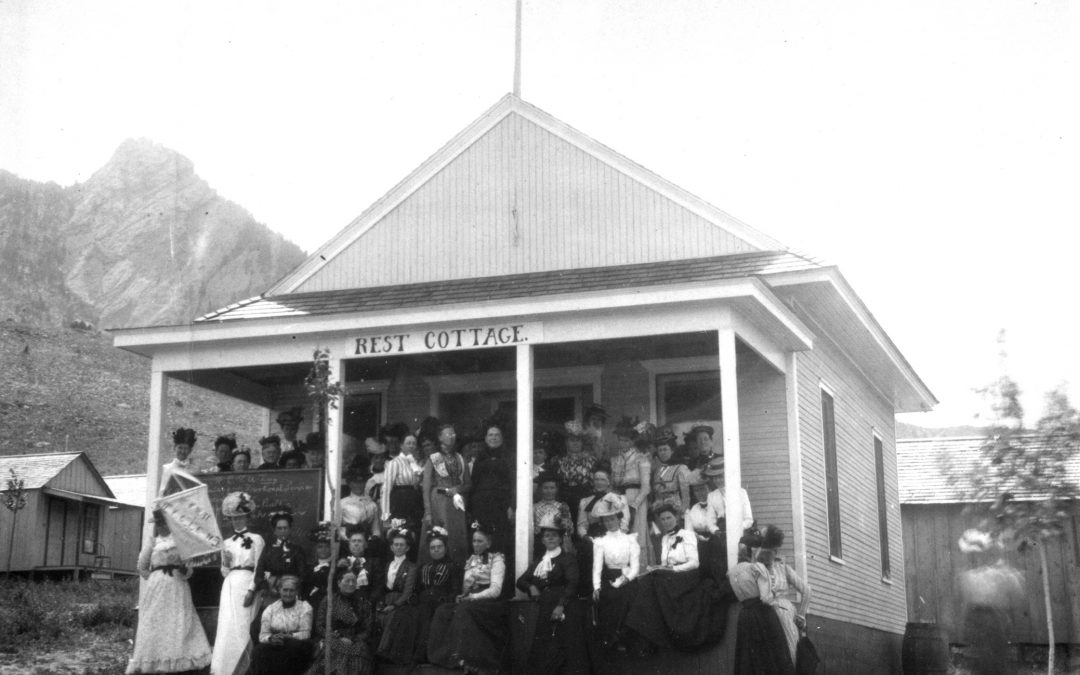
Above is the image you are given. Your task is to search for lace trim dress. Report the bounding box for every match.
[126,535,212,674]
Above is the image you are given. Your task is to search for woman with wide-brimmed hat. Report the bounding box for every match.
[701,453,755,539]
[590,493,640,651]
[211,491,265,675]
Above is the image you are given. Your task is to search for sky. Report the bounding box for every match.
[1,0,1077,429]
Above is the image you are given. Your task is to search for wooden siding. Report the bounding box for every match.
[47,455,111,498]
[0,491,42,571]
[298,113,756,293]
[99,505,143,572]
[736,350,794,552]
[903,503,1080,645]
[794,330,907,634]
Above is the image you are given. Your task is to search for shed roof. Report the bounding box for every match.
[0,452,115,499]
[198,250,821,323]
[0,452,82,490]
[897,436,1080,504]
[103,474,148,508]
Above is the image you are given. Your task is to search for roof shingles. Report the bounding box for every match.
[197,251,821,323]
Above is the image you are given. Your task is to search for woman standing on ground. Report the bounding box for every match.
[728,533,794,674]
[755,525,811,665]
[212,492,265,675]
[126,510,212,674]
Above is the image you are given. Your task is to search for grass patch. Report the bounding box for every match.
[0,577,138,674]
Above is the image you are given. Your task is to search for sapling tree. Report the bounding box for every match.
[3,468,27,577]
[970,376,1080,674]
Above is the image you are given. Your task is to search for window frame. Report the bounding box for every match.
[82,503,101,556]
[820,384,842,560]
[873,431,892,582]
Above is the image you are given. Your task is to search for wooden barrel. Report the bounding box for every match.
[902,622,950,674]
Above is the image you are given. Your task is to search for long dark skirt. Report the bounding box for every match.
[252,637,315,675]
[963,605,1010,675]
[413,587,456,663]
[419,490,470,564]
[733,598,795,675]
[390,484,423,527]
[563,484,592,526]
[698,533,728,582]
[625,569,731,650]
[428,599,509,673]
[378,604,422,664]
[594,567,635,647]
[520,586,589,675]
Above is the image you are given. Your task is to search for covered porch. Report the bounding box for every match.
[114,266,814,580]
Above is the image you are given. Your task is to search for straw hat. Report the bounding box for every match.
[221,491,256,518]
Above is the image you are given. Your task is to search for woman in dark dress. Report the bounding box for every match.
[727,533,794,675]
[303,522,334,611]
[467,424,516,575]
[337,528,377,600]
[305,571,375,675]
[381,526,463,664]
[516,515,588,675]
[374,529,419,662]
[555,420,597,528]
[428,523,509,674]
[626,503,730,651]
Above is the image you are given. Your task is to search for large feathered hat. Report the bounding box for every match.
[613,416,640,440]
[761,524,785,550]
[308,521,334,543]
[221,491,256,518]
[172,427,196,447]
[593,493,628,519]
[537,512,566,535]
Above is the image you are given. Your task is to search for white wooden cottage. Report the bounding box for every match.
[112,94,935,671]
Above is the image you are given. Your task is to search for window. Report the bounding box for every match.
[657,371,721,426]
[82,504,101,555]
[821,388,842,558]
[874,434,891,580]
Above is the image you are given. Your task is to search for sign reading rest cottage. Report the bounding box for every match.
[352,322,542,357]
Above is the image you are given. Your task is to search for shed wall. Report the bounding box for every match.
[795,332,907,634]
[49,457,111,498]
[903,503,1080,645]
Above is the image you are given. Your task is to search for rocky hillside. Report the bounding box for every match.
[0,139,307,330]
[0,140,308,471]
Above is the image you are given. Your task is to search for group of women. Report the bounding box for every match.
[130,410,810,674]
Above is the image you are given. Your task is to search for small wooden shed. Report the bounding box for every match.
[898,436,1080,649]
[0,452,143,578]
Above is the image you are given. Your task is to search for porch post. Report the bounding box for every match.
[144,368,167,516]
[325,357,345,520]
[717,329,743,570]
[514,343,534,585]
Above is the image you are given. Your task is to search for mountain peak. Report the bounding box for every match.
[100,138,195,181]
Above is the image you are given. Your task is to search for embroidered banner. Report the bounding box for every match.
[155,471,224,561]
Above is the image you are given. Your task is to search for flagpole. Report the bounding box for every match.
[513,0,522,97]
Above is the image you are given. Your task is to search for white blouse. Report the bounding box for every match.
[380,453,423,517]
[463,552,506,600]
[660,528,699,572]
[705,487,754,532]
[386,555,406,590]
[220,529,265,592]
[592,530,640,590]
[684,503,712,538]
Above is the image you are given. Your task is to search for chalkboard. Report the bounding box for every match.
[198,468,324,564]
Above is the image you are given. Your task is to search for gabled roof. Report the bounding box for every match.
[103,474,148,508]
[0,452,114,498]
[266,94,788,296]
[200,250,820,322]
[897,436,1080,504]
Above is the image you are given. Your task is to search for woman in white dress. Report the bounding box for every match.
[211,491,265,675]
[126,511,212,674]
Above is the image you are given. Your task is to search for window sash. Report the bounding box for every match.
[821,390,842,558]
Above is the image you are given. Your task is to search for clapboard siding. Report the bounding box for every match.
[0,491,42,571]
[737,351,794,552]
[47,455,111,498]
[795,328,907,634]
[903,503,1080,644]
[298,113,756,293]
